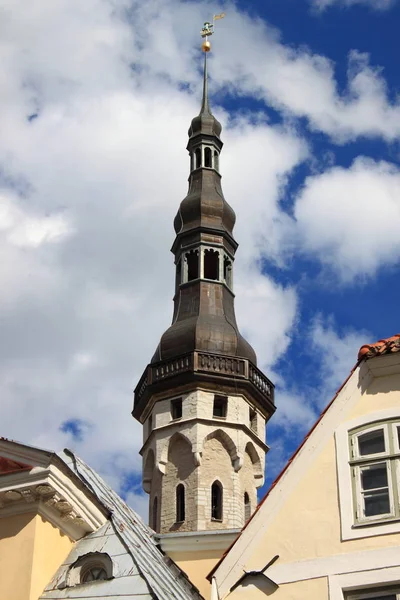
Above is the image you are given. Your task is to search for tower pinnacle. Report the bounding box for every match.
[133,23,275,537]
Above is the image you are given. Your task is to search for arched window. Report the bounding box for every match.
[214,150,219,171]
[204,249,219,281]
[152,497,158,531]
[175,259,182,290]
[223,256,232,288]
[195,148,201,169]
[244,492,251,522]
[204,147,212,168]
[211,481,223,521]
[176,484,185,522]
[67,552,113,587]
[186,249,199,281]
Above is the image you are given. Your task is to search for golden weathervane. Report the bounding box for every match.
[201,13,225,52]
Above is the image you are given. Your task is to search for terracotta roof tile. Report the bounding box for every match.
[358,333,400,361]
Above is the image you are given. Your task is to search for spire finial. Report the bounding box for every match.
[199,13,225,115]
[200,52,210,114]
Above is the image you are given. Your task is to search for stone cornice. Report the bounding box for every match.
[156,529,241,553]
[0,442,107,540]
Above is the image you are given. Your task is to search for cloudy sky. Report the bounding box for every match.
[1,0,400,518]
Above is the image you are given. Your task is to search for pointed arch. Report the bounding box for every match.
[176,483,185,522]
[204,147,212,168]
[211,480,223,521]
[143,449,155,493]
[245,441,263,480]
[160,432,193,472]
[203,429,238,464]
[195,148,201,169]
[244,492,251,522]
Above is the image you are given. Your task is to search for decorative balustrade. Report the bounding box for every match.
[197,352,246,377]
[135,351,274,407]
[152,354,193,382]
[249,364,273,396]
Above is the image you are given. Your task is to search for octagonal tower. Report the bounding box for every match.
[133,53,275,535]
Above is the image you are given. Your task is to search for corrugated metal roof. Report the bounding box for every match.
[40,449,203,600]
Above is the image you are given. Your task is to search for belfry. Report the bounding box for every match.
[133,40,275,536]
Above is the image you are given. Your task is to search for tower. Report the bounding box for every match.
[133,47,275,535]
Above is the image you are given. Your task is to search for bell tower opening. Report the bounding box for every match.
[186,250,199,281]
[204,248,219,280]
[133,42,274,539]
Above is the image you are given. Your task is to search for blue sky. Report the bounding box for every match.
[1,0,400,517]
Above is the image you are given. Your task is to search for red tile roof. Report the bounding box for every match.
[0,456,32,475]
[358,333,400,361]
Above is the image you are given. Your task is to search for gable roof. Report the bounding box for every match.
[41,448,203,600]
[208,332,400,582]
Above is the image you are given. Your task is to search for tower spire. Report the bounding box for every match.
[133,18,275,538]
[200,52,210,115]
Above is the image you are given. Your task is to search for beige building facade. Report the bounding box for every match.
[210,336,400,600]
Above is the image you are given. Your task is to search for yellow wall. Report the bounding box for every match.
[169,549,222,600]
[0,512,36,600]
[0,513,74,600]
[215,370,400,598]
[30,515,74,600]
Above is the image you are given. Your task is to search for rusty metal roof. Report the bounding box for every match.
[40,449,203,600]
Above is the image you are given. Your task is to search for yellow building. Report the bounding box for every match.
[209,334,400,599]
[0,439,203,600]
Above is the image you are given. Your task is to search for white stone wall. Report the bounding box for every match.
[141,387,267,533]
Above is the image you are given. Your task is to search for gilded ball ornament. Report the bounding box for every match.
[202,40,211,52]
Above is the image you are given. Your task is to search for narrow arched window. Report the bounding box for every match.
[211,481,223,521]
[176,484,185,522]
[214,151,219,171]
[152,497,158,531]
[244,492,251,522]
[186,249,199,281]
[195,148,201,169]
[223,256,232,288]
[175,259,182,290]
[204,147,212,168]
[204,249,219,280]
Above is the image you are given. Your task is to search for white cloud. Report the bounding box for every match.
[0,0,309,519]
[293,156,400,282]
[310,315,371,402]
[312,0,395,10]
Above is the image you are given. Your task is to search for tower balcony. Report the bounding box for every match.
[133,350,275,422]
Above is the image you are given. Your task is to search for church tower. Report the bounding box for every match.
[133,47,275,535]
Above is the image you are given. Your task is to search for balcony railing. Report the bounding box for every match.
[134,351,274,407]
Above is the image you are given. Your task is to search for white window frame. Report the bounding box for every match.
[351,423,389,460]
[353,459,395,523]
[335,409,400,541]
[392,422,400,454]
[329,566,400,600]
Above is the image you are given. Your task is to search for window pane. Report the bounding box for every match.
[358,429,385,456]
[361,464,388,491]
[364,490,390,517]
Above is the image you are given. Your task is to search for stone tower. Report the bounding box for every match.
[133,54,275,535]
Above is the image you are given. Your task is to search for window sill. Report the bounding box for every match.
[211,518,223,523]
[213,415,227,420]
[352,515,400,529]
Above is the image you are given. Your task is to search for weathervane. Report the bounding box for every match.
[201,13,225,52]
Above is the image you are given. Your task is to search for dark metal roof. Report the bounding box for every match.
[40,449,204,600]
